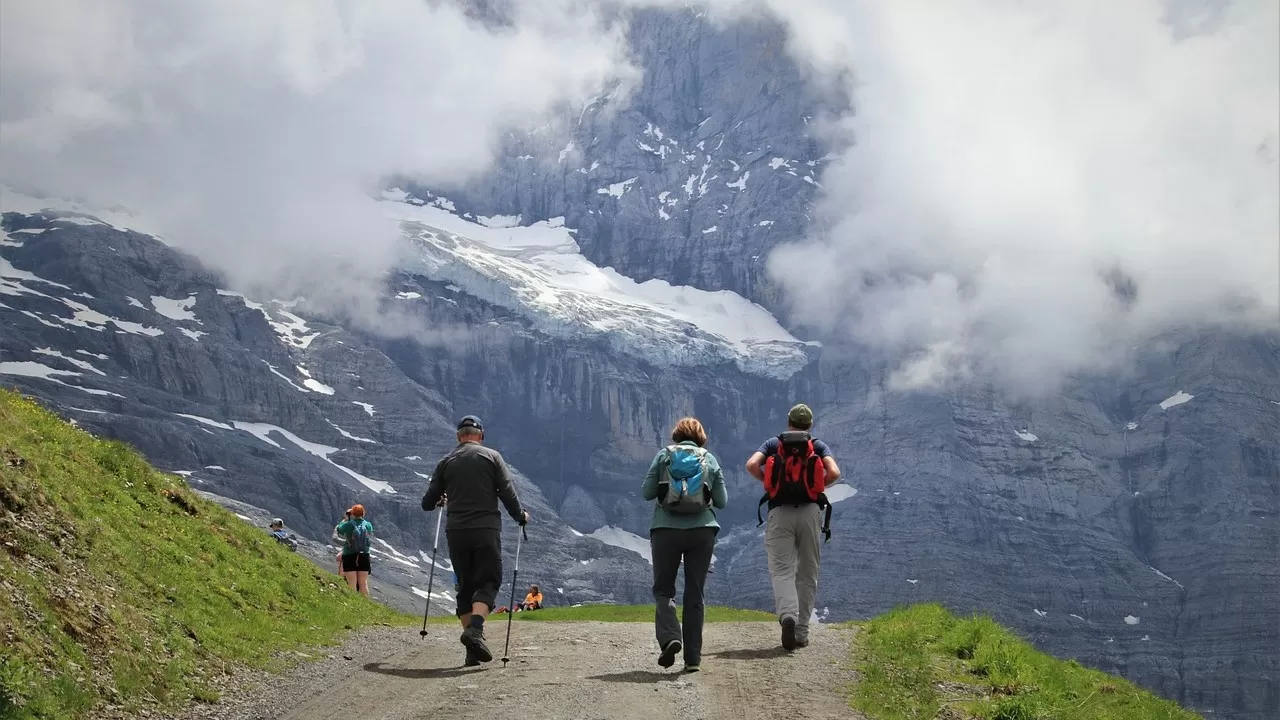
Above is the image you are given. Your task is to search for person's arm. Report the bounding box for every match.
[421,458,447,510]
[709,453,728,510]
[640,449,666,500]
[815,440,842,483]
[492,451,528,524]
[745,437,774,481]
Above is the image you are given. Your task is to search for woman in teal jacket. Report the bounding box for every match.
[641,416,728,673]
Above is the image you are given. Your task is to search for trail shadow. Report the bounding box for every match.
[587,670,679,684]
[707,646,789,660]
[363,662,484,679]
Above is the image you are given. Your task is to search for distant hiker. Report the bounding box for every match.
[421,414,529,667]
[641,416,728,673]
[268,517,298,551]
[335,505,374,597]
[746,403,841,651]
[519,584,543,611]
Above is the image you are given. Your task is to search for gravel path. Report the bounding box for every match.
[165,620,863,720]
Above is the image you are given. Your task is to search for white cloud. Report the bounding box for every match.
[0,0,637,318]
[736,0,1279,393]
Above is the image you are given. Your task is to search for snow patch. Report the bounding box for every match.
[126,297,145,308]
[1150,566,1185,590]
[1126,422,1138,430]
[569,528,584,537]
[150,294,198,322]
[233,421,395,494]
[597,178,637,199]
[0,231,23,247]
[1123,615,1141,625]
[353,401,376,416]
[395,291,422,300]
[1015,429,1039,442]
[906,579,919,585]
[297,366,335,395]
[1069,614,1086,622]
[1159,390,1194,410]
[758,220,774,227]
[701,226,718,234]
[725,171,749,191]
[33,347,105,375]
[0,361,122,396]
[66,406,106,414]
[204,465,226,471]
[586,525,651,564]
[825,485,858,503]
[1034,609,1048,617]
[327,420,377,444]
[264,363,309,393]
[179,328,206,341]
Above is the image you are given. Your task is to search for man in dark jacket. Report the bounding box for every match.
[422,415,529,665]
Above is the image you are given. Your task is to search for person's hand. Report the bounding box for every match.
[437,493,448,508]
[519,510,530,526]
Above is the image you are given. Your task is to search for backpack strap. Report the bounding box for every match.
[756,493,769,526]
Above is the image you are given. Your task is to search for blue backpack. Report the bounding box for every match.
[658,444,713,513]
[347,520,371,554]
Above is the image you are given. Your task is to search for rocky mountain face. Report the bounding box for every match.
[1,8,1276,720]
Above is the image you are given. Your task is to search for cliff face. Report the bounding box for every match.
[2,7,1277,720]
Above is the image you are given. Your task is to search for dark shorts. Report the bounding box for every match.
[446,528,502,616]
[341,552,371,573]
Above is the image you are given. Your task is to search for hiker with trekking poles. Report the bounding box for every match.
[420,415,529,666]
[642,416,728,673]
[745,403,842,652]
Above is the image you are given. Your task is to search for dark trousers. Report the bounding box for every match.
[650,526,717,665]
[446,528,502,616]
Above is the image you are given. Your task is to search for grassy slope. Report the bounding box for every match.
[0,389,414,720]
[850,604,1202,720]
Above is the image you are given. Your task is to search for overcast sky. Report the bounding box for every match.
[2,0,1275,392]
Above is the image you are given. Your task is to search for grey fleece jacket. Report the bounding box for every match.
[421,441,525,531]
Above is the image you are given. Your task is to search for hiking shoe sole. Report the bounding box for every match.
[683,664,700,673]
[460,629,494,663]
[658,640,682,668]
[781,617,797,651]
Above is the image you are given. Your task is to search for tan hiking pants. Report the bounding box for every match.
[764,503,822,641]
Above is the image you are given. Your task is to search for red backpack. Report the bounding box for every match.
[757,430,833,541]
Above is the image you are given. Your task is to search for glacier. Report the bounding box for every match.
[384,192,818,380]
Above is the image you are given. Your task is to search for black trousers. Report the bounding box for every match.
[650,526,717,665]
[447,528,502,616]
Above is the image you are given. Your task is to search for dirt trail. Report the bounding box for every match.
[171,620,863,720]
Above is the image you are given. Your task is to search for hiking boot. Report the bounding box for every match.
[795,638,809,648]
[683,664,700,673]
[781,617,797,651]
[463,645,481,667]
[460,625,493,663]
[657,640,682,668]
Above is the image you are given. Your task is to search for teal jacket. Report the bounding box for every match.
[641,441,728,531]
[335,518,373,556]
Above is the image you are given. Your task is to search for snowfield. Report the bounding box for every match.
[385,192,815,379]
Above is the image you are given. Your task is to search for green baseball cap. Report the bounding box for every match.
[788,403,813,427]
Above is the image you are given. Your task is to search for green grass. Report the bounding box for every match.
[0,389,415,720]
[849,603,1202,720]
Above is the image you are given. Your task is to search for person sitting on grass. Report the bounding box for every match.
[519,584,544,611]
[268,517,298,551]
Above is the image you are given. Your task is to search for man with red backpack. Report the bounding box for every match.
[745,403,842,652]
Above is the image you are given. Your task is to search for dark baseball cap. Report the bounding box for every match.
[788,403,813,427]
[457,415,484,431]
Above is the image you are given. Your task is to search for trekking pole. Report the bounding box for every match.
[500,524,527,667]
[418,507,445,638]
